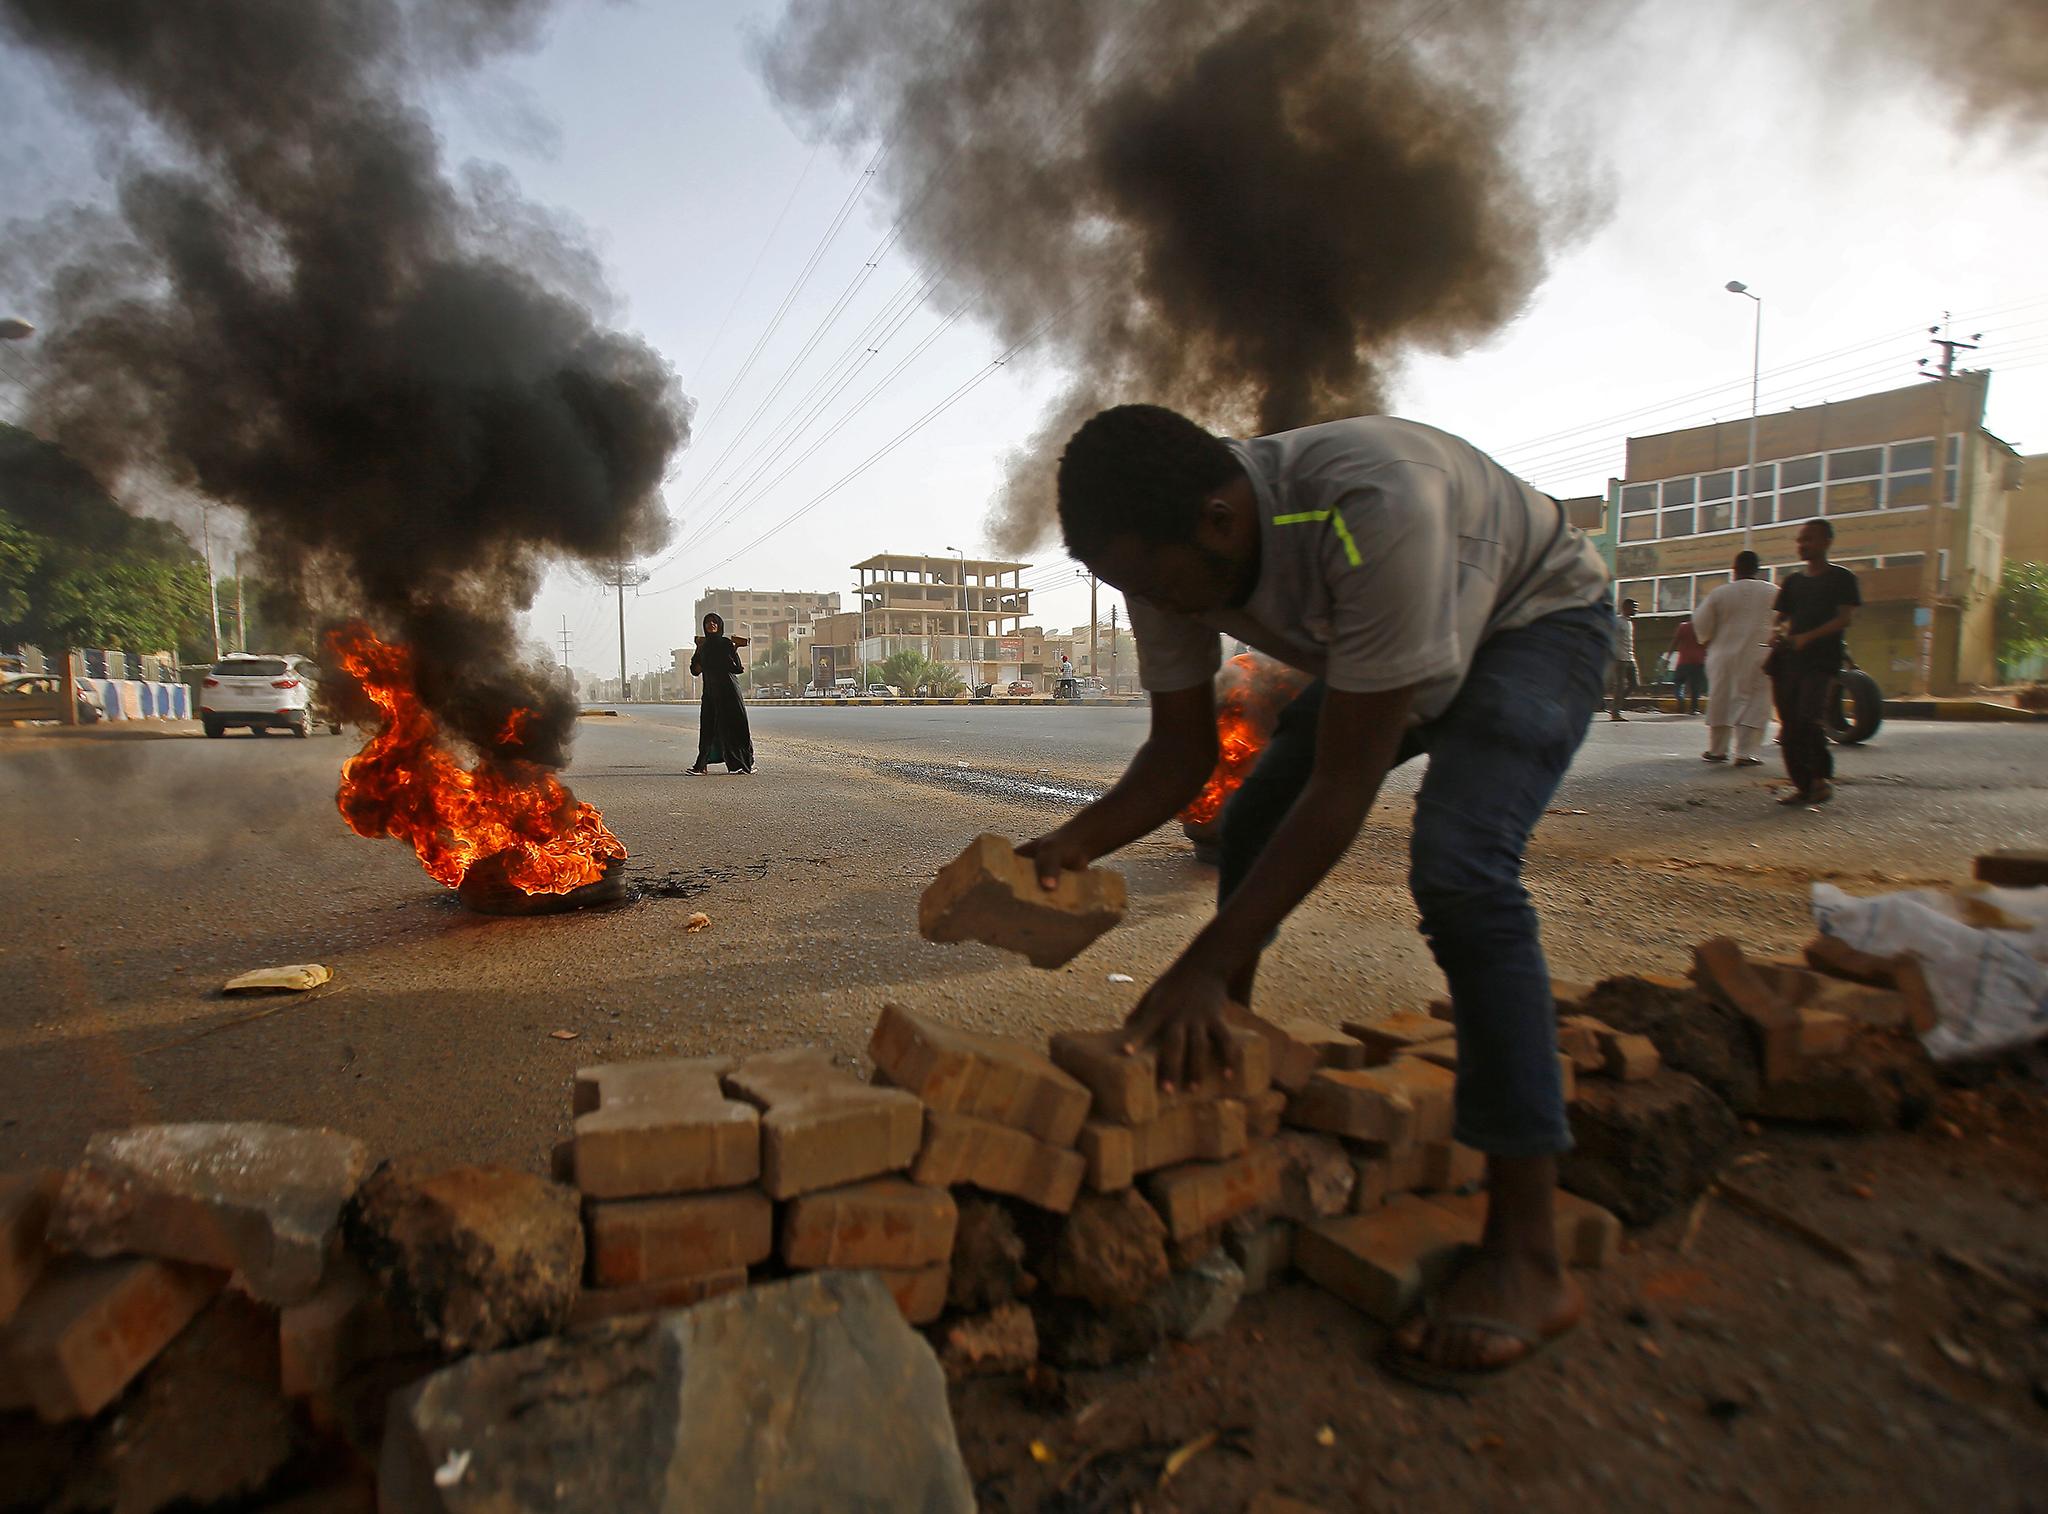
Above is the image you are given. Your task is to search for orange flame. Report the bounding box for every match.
[329,623,626,895]
[1179,653,1310,828]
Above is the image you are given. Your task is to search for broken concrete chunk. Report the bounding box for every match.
[1156,1247,1244,1341]
[781,1178,957,1270]
[1561,1071,1739,1227]
[379,1271,974,1514]
[5,1255,223,1421]
[346,1157,583,1354]
[571,1058,760,1200]
[869,1003,1090,1146]
[940,1301,1037,1379]
[279,1252,428,1397]
[918,833,1126,969]
[910,1110,1085,1211]
[722,1049,923,1199]
[51,1122,369,1305]
[1,1168,61,1324]
[1043,1188,1171,1312]
[1271,1131,1355,1221]
[222,963,332,994]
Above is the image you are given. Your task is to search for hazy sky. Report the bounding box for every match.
[2,1,2043,683]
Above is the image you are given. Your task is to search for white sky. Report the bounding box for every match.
[3,1,2043,684]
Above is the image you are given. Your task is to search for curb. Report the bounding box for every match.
[1880,699,2048,723]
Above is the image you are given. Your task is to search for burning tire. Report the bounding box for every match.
[458,853,628,916]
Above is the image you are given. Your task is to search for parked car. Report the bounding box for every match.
[1004,680,1035,696]
[863,683,893,698]
[0,672,102,724]
[1074,677,1108,697]
[200,653,313,737]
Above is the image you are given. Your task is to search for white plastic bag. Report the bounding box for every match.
[1811,882,2048,1062]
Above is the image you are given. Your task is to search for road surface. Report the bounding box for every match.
[0,704,2040,1169]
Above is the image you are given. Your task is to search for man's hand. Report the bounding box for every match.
[1016,828,1094,891]
[1121,957,1235,1092]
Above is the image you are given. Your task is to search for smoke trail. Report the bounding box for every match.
[759,0,1595,554]
[0,0,689,768]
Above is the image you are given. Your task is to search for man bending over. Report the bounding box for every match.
[1019,405,1610,1385]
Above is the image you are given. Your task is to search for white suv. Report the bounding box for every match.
[201,654,313,738]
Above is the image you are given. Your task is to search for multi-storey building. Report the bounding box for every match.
[676,586,839,691]
[1595,374,2023,694]
[809,554,1037,689]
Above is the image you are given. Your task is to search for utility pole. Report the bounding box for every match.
[200,505,222,660]
[557,616,573,672]
[1077,568,1099,679]
[233,556,247,651]
[1912,317,1982,697]
[1109,602,1119,694]
[602,560,650,702]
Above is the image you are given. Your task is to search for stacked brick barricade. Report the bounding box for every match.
[0,835,2016,1511]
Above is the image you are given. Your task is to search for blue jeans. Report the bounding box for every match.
[1219,602,1613,1156]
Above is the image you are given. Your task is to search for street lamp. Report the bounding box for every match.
[946,546,966,687]
[1725,281,1761,549]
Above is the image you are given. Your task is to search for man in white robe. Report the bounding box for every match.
[1691,549,1777,765]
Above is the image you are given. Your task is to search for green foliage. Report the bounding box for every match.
[0,513,40,624]
[1995,560,2048,671]
[873,648,968,696]
[747,637,793,690]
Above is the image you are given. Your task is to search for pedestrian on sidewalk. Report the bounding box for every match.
[1670,617,1707,715]
[687,613,756,776]
[1608,598,1638,720]
[1693,550,1776,766]
[1018,405,1609,1390]
[1769,520,1859,806]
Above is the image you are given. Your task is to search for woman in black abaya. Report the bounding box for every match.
[687,613,755,775]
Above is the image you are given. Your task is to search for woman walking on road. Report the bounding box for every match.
[688,613,756,775]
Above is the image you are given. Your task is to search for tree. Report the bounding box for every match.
[922,664,967,697]
[1995,560,2048,675]
[748,638,793,690]
[0,514,40,625]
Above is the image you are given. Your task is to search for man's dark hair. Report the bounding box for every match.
[1620,597,1636,612]
[1056,405,1242,561]
[1734,550,1760,576]
[1812,518,1835,542]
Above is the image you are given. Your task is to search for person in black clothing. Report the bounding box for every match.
[1769,518,1859,806]
[688,613,755,775]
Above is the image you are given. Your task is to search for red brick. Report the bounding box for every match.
[585,1188,773,1285]
[571,1057,761,1199]
[278,1254,426,1397]
[1350,1153,1391,1212]
[722,1049,923,1198]
[1245,1088,1288,1140]
[1225,1007,1316,1091]
[1142,1145,1283,1241]
[1795,1006,1853,1060]
[6,1256,222,1421]
[917,833,1126,968]
[566,1269,746,1329]
[1556,1015,1610,1073]
[1427,998,1454,1023]
[1418,1140,1485,1193]
[1890,958,1938,1034]
[1803,933,1905,987]
[1425,1189,1619,1269]
[1049,1026,1270,1126]
[872,1262,950,1325]
[1076,1095,1249,1192]
[1076,1122,1135,1192]
[782,1178,957,1269]
[1596,1030,1661,1081]
[1795,941,1933,1030]
[868,1003,1091,1146]
[0,1169,59,1325]
[939,1301,1037,1379]
[1342,1010,1452,1066]
[1551,978,1597,1013]
[1975,849,2048,888]
[1295,1195,1481,1323]
[1408,1038,1458,1072]
[909,1112,1084,1212]
[1286,1059,1456,1145]
[1693,938,1806,1082]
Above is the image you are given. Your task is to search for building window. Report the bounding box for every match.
[1621,514,1656,542]
[1661,507,1695,537]
[1616,579,1651,609]
[1825,478,1881,515]
[1657,577,1692,614]
[1694,571,1731,598]
[1828,447,1884,481]
[1661,477,1695,508]
[1697,501,1734,534]
[1881,553,1925,569]
[1779,455,1822,489]
[1700,471,1734,501]
[1621,484,1657,515]
[1778,486,1820,522]
[1888,440,1934,473]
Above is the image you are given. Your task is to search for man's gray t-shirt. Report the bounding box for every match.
[1124,417,1610,723]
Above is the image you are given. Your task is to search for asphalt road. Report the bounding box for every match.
[0,705,2042,1171]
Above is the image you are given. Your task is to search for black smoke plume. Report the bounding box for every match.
[0,0,688,769]
[759,0,1589,554]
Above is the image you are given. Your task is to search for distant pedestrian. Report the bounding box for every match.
[688,613,755,775]
[1608,598,1638,721]
[1693,550,1776,766]
[1769,521,1860,806]
[1670,617,1707,715]
[1058,653,1077,698]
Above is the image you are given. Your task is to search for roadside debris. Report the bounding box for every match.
[686,911,712,932]
[222,963,331,994]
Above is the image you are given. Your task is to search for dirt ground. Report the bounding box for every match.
[945,1070,2048,1514]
